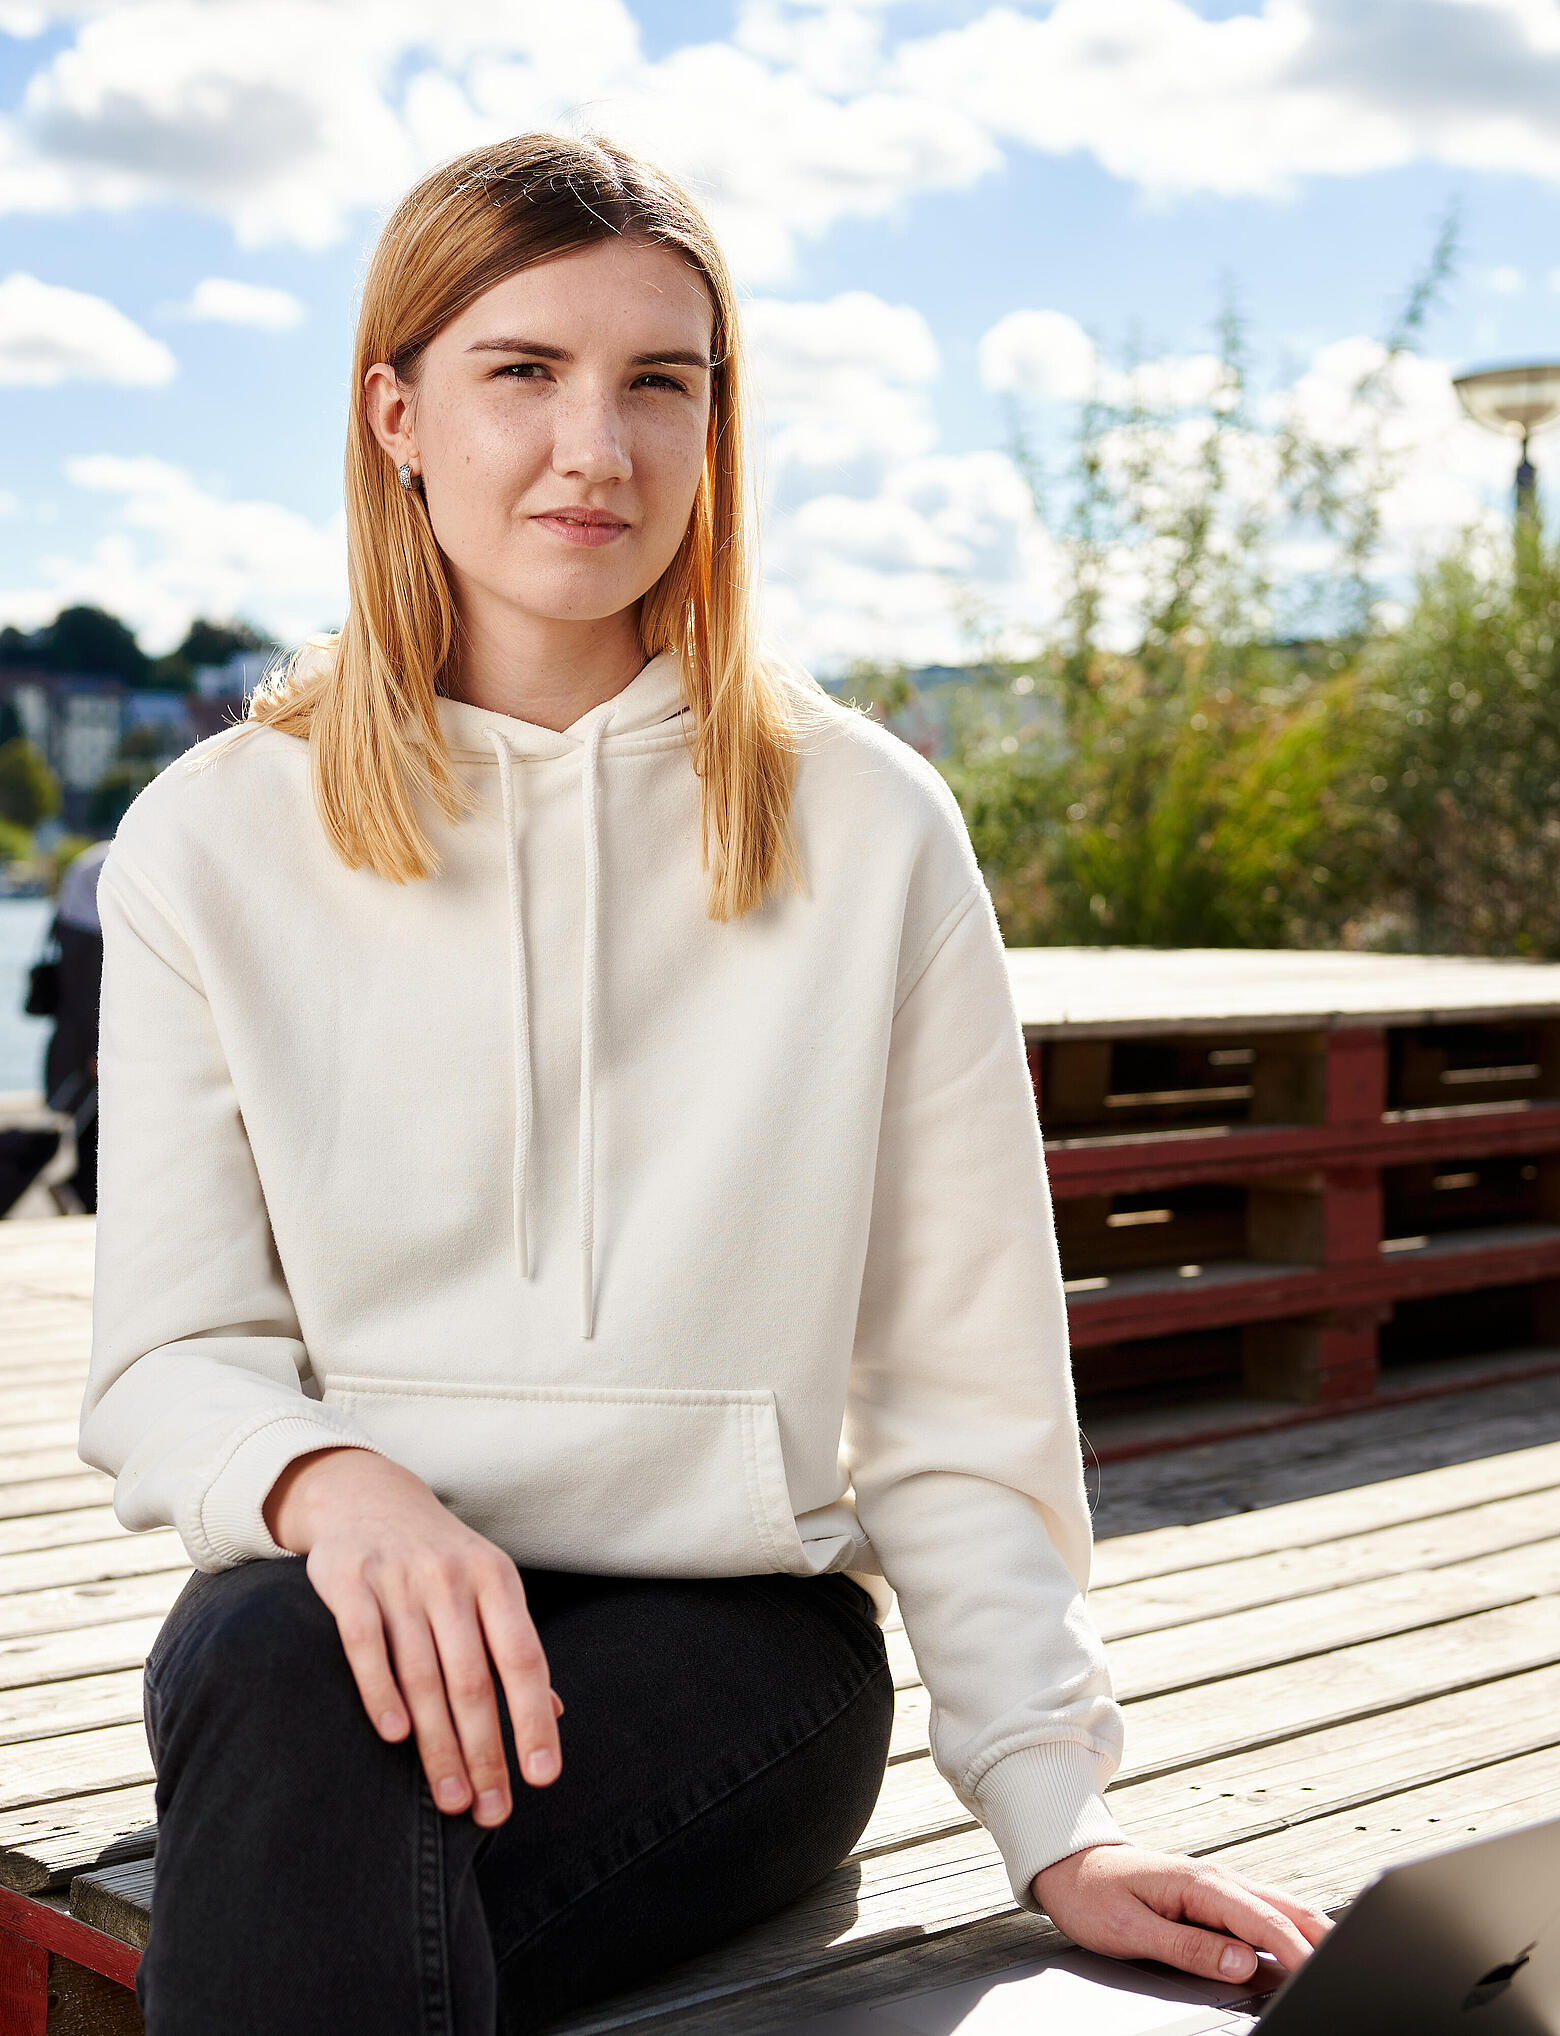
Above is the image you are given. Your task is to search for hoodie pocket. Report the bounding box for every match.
[321,1376,813,1578]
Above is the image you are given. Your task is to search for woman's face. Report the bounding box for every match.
[367,236,715,632]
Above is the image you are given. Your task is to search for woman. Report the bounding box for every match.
[79,134,1330,2034]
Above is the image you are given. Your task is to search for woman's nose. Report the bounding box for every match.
[551,393,632,484]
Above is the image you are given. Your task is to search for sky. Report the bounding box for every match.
[1,0,1559,677]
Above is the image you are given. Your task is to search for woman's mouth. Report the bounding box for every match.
[531,508,631,548]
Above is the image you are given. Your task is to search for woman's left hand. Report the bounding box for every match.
[1031,1842,1334,1985]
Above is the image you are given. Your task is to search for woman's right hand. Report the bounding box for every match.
[261,1445,564,1828]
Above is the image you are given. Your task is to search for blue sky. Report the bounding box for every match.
[2,0,1558,673]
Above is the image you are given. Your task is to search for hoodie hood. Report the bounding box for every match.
[427,651,691,1340]
[429,647,691,759]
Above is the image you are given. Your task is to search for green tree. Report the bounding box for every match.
[152,616,272,692]
[1365,520,1560,954]
[0,736,62,830]
[46,605,150,686]
[893,228,1463,950]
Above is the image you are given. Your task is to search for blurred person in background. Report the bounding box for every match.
[1,838,108,1216]
[45,837,108,1212]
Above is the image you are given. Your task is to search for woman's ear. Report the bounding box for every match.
[364,362,419,474]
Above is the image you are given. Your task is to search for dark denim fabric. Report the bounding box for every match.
[136,1556,895,2034]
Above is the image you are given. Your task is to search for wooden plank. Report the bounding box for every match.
[0,1573,186,1645]
[0,1510,124,1561]
[1121,1594,1560,1779]
[1089,1376,1560,1540]
[0,1789,156,1895]
[69,1859,154,1955]
[0,1672,145,1749]
[0,1448,108,1488]
[1108,1663,1560,1856]
[0,1885,140,1993]
[881,1539,1560,1707]
[1068,1224,1560,1345]
[0,1389,91,1425]
[1089,1488,1560,1637]
[0,1478,114,1524]
[1091,1437,1560,1584]
[0,1617,165,1693]
[0,1425,82,1458]
[1005,945,1560,1036]
[0,1536,187,1599]
[1046,1101,1560,1197]
[0,1919,49,2036]
[0,1725,152,1816]
[40,1950,143,2034]
[1199,1742,1560,1910]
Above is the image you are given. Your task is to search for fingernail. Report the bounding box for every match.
[476,1790,506,1822]
[1220,1946,1253,1977]
[436,1777,466,1809]
[525,1749,558,1783]
[379,1711,404,1736]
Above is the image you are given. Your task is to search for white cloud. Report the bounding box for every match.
[980,308,1227,412]
[1484,264,1526,293]
[981,310,1100,404]
[1280,333,1517,567]
[763,448,1061,669]
[0,0,995,279]
[0,456,346,651]
[0,271,175,386]
[895,0,1560,198]
[747,291,939,473]
[7,0,1560,274]
[170,277,307,331]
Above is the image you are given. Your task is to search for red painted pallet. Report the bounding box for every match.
[1010,947,1560,1411]
[0,1884,140,2034]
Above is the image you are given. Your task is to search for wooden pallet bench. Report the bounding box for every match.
[1014,946,1560,1422]
[3,1218,1560,2030]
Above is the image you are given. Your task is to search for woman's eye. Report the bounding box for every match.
[497,362,549,380]
[635,373,687,393]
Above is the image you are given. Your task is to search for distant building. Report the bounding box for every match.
[821,664,1058,762]
[191,650,274,700]
[0,667,249,833]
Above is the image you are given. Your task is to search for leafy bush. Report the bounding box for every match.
[0,738,62,831]
[1364,522,1560,954]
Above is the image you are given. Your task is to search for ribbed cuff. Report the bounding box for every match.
[973,1738,1132,1914]
[196,1413,390,1570]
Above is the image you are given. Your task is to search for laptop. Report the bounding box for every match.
[780,1814,1560,2033]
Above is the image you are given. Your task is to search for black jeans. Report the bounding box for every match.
[136,1556,895,2034]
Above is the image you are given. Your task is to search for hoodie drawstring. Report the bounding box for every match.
[486,708,613,1340]
[487,730,534,1283]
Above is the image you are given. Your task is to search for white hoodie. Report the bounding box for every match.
[79,648,1129,1910]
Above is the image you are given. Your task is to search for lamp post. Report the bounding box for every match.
[1452,362,1560,523]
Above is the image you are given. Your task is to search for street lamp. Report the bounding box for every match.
[1452,361,1560,522]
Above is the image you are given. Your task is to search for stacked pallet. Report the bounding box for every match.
[1015,947,1560,1427]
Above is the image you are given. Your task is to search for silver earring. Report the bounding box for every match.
[398,462,415,489]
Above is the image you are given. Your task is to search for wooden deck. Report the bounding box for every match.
[2,1215,1559,2031]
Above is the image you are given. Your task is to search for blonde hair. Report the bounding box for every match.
[238,132,832,920]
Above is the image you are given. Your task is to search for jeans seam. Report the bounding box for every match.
[416,1771,454,2035]
[492,1653,894,1971]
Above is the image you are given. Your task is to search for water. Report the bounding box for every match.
[0,897,54,1095]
